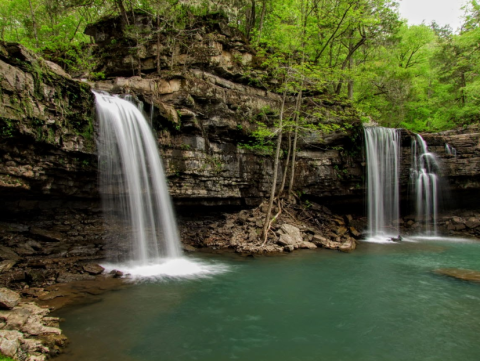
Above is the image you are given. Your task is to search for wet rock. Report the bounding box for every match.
[56,272,95,283]
[181,244,197,252]
[283,245,294,252]
[110,270,124,278]
[83,264,105,275]
[0,288,21,309]
[349,227,360,237]
[465,218,480,229]
[435,268,480,283]
[339,238,356,252]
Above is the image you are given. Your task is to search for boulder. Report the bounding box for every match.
[279,224,303,244]
[339,238,356,252]
[312,235,339,250]
[0,330,22,358]
[0,288,21,309]
[465,218,480,229]
[277,234,295,246]
[83,264,105,275]
[299,241,317,250]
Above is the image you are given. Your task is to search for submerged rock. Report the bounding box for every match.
[435,268,480,283]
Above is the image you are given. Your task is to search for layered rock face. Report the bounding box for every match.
[0,43,105,289]
[0,42,97,199]
[88,12,365,207]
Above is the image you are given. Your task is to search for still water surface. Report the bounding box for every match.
[56,239,480,361]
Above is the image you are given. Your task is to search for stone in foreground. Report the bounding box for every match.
[0,287,21,309]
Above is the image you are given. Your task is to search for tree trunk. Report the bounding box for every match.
[115,0,129,25]
[28,0,39,48]
[288,89,303,195]
[245,0,256,40]
[156,16,161,74]
[279,131,292,195]
[348,43,354,99]
[262,88,287,243]
[257,0,267,42]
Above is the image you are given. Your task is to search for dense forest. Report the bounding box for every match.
[1,0,480,132]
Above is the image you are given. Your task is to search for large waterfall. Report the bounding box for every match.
[364,127,401,239]
[95,92,182,264]
[410,134,441,235]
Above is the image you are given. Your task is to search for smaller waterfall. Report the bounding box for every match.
[411,135,441,235]
[445,143,457,157]
[364,127,401,239]
[95,91,182,264]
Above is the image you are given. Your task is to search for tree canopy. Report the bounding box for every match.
[1,0,479,132]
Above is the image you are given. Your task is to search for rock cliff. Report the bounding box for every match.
[88,12,365,207]
[1,13,480,295]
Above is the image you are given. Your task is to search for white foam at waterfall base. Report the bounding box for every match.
[362,235,400,244]
[101,258,230,281]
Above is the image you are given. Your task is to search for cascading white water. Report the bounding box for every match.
[364,127,401,240]
[445,143,457,157]
[95,91,182,265]
[411,135,440,235]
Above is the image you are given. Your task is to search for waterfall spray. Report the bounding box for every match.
[95,91,182,264]
[411,135,441,235]
[364,127,401,240]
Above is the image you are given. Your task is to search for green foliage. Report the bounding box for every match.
[0,354,15,361]
[2,0,480,132]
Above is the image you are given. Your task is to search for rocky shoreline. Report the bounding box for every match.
[0,288,66,360]
[180,199,362,254]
